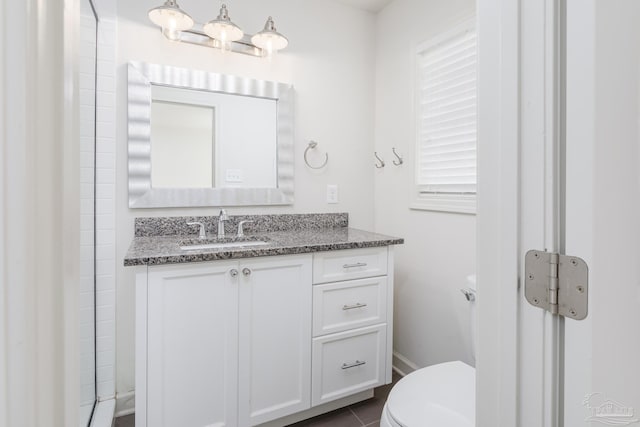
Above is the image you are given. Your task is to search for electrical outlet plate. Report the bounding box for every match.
[326,185,338,204]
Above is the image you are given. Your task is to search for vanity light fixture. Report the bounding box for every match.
[147,2,288,57]
[147,0,194,41]
[251,16,289,58]
[203,4,244,49]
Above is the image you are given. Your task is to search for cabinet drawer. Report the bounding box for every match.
[311,325,386,406]
[312,277,387,337]
[312,247,388,284]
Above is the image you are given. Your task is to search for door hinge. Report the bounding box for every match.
[524,250,589,320]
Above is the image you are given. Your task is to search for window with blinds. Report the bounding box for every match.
[413,20,477,213]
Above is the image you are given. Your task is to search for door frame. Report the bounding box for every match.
[477,0,566,425]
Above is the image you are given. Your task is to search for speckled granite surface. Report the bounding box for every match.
[134,213,349,237]
[124,227,404,267]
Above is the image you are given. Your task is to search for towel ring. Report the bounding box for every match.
[304,141,328,169]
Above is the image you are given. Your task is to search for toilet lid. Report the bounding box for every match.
[386,361,475,427]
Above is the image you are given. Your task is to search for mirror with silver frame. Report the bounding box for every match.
[127,61,294,208]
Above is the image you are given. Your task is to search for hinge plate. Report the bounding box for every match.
[525,250,589,320]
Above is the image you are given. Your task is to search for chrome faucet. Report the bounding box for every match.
[187,221,207,239]
[217,209,229,238]
[237,220,254,237]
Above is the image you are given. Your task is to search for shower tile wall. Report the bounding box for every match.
[94,14,117,400]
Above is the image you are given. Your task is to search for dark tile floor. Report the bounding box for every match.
[114,371,400,427]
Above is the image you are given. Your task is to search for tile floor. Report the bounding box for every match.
[114,371,400,427]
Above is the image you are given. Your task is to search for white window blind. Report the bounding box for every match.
[416,23,477,199]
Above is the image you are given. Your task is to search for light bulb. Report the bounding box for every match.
[162,15,180,40]
[264,39,274,60]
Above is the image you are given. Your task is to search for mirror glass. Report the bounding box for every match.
[149,85,278,189]
[128,61,294,208]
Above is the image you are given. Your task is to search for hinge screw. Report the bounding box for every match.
[570,259,578,267]
[528,274,535,280]
[534,253,540,259]
[577,285,585,293]
[533,298,539,305]
[569,309,577,317]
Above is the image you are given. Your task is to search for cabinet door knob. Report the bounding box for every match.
[230,269,239,277]
[242,268,251,276]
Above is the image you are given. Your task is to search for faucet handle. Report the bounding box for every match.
[187,222,207,239]
[237,220,254,237]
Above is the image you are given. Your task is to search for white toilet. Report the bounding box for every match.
[380,275,477,427]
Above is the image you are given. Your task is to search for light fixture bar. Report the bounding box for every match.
[175,23,263,57]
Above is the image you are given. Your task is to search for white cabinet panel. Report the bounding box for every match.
[313,247,388,284]
[313,277,387,337]
[238,255,312,426]
[146,261,238,427]
[312,324,387,406]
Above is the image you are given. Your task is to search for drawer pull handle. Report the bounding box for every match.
[341,360,366,370]
[342,303,368,310]
[343,262,367,269]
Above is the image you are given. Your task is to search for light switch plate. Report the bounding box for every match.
[326,185,338,204]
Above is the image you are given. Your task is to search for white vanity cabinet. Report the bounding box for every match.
[135,247,394,427]
[136,254,312,427]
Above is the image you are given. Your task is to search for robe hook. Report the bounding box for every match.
[392,147,404,166]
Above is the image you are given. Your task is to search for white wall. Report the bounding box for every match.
[373,0,476,370]
[114,0,376,414]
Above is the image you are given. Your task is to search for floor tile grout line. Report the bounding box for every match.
[349,407,366,426]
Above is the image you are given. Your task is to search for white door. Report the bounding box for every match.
[237,255,312,426]
[563,1,640,425]
[146,262,239,427]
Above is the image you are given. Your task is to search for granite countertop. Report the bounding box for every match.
[124,227,404,266]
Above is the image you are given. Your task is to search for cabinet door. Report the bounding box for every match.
[238,255,313,426]
[147,261,239,427]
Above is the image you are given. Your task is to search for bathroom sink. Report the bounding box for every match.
[179,236,270,251]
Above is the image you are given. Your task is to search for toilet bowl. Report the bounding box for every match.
[380,361,475,427]
[380,276,476,427]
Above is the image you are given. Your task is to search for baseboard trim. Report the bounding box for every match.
[258,389,374,426]
[392,351,419,376]
[89,399,115,427]
[114,391,135,418]
[112,389,375,426]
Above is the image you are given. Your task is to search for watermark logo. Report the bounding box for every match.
[583,393,639,425]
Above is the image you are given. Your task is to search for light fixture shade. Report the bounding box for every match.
[148,0,194,32]
[203,4,244,42]
[251,16,289,52]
